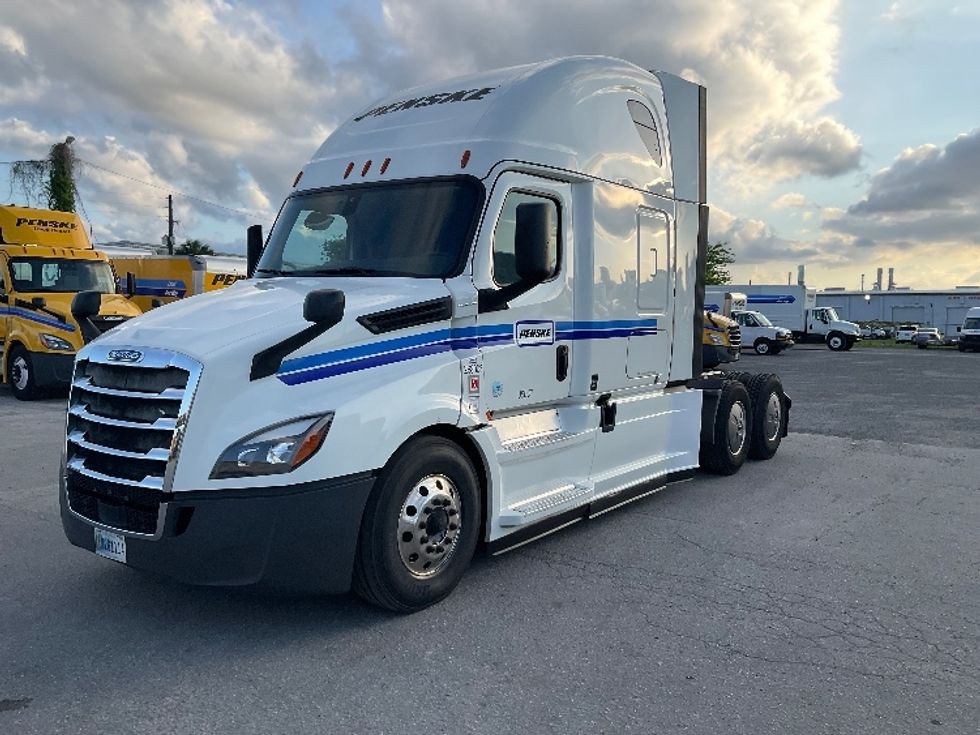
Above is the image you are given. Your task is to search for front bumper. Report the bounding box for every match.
[32,351,75,388]
[61,472,376,592]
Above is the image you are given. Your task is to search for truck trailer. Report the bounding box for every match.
[708,284,860,350]
[60,57,791,611]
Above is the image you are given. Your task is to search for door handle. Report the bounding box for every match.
[556,344,569,381]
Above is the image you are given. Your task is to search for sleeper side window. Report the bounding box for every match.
[492,191,559,287]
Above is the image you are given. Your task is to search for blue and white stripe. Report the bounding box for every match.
[0,306,76,333]
[278,318,657,386]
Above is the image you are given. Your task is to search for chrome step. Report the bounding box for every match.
[499,483,592,527]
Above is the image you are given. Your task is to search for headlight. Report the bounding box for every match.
[709,334,723,345]
[40,333,74,351]
[210,414,334,479]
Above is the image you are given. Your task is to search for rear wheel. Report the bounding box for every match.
[744,374,785,460]
[353,435,481,613]
[7,346,40,401]
[700,380,752,476]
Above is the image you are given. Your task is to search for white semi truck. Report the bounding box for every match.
[709,284,860,351]
[60,57,791,611]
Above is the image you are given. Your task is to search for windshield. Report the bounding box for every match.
[964,318,980,330]
[257,178,483,278]
[753,312,773,327]
[7,257,115,294]
[822,307,840,322]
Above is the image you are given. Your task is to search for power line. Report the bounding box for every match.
[75,158,266,219]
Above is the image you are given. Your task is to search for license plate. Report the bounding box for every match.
[94,528,127,563]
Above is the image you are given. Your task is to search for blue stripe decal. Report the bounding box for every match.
[278,318,658,386]
[0,307,76,333]
[747,294,796,304]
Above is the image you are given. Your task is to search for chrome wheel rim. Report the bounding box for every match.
[11,356,29,391]
[764,393,782,442]
[756,342,769,354]
[830,336,842,349]
[727,401,747,455]
[397,474,461,578]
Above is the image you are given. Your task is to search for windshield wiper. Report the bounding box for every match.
[255,268,290,276]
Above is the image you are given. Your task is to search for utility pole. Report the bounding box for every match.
[167,194,175,255]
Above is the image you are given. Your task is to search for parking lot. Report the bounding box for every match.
[1,347,977,734]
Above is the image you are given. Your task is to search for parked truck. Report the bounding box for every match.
[705,291,793,355]
[0,205,142,398]
[60,57,791,611]
[959,307,980,352]
[709,284,860,350]
[106,252,247,312]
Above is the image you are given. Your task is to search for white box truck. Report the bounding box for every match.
[958,306,980,352]
[60,57,791,611]
[709,284,860,351]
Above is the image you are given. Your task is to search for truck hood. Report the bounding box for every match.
[831,319,861,336]
[96,277,454,361]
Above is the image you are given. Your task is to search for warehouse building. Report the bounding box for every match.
[816,288,980,335]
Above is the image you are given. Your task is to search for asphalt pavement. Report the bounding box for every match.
[1,347,977,734]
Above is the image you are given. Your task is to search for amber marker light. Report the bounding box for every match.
[460,149,471,169]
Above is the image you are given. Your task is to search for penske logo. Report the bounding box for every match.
[107,349,143,363]
[15,217,77,230]
[515,321,554,347]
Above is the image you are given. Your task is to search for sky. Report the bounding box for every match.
[1,0,978,290]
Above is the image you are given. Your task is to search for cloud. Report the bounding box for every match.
[1,0,862,249]
[771,192,808,209]
[825,128,980,253]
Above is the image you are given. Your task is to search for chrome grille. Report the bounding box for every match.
[64,346,201,537]
[728,323,741,349]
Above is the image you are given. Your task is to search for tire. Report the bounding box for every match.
[959,344,967,352]
[725,371,753,385]
[353,435,481,612]
[917,341,927,349]
[843,339,855,351]
[699,380,752,476]
[753,339,771,355]
[744,373,785,460]
[826,332,847,351]
[7,345,40,400]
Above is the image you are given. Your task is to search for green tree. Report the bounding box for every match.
[705,241,735,285]
[176,238,216,256]
[47,137,77,212]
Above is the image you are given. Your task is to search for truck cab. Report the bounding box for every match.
[0,206,142,398]
[731,309,794,355]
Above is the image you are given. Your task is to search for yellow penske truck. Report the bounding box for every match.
[106,252,247,312]
[0,206,142,399]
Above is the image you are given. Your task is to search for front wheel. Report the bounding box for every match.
[753,339,771,355]
[353,435,481,612]
[826,332,847,351]
[700,380,752,476]
[7,346,40,400]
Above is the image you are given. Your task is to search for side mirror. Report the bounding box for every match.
[247,224,264,278]
[31,296,46,308]
[514,202,553,284]
[71,290,103,344]
[304,288,345,324]
[126,272,137,298]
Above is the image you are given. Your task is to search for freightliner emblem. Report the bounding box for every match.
[107,349,143,363]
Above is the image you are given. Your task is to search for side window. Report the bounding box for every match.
[637,209,669,312]
[492,191,559,287]
[627,100,663,166]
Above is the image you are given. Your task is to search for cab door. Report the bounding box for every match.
[473,173,573,414]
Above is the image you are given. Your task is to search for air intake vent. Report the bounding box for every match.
[357,296,452,334]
